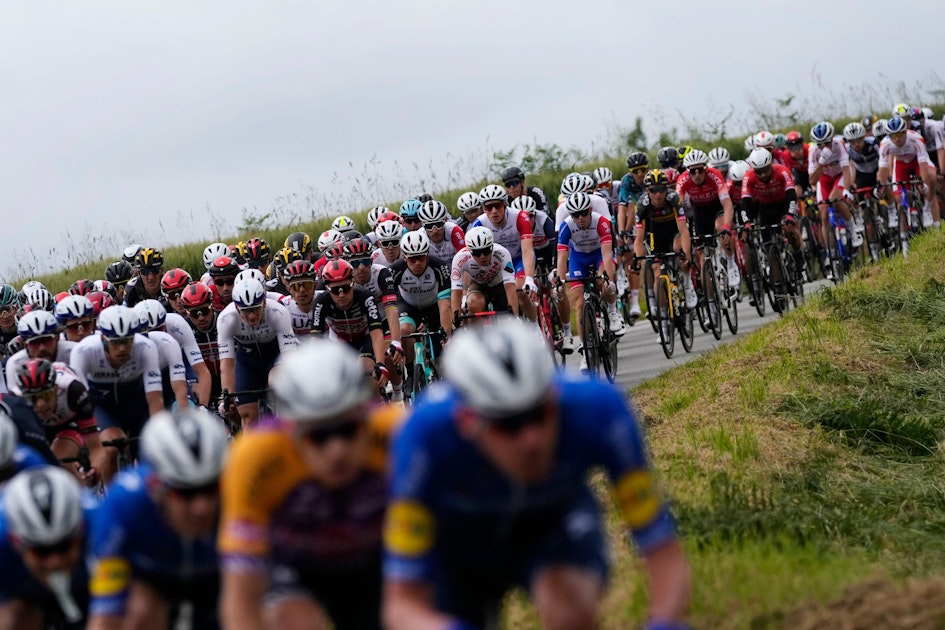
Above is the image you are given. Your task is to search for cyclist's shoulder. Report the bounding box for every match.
[224,419,309,502]
[364,403,406,473]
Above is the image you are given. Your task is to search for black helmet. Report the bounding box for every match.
[500,166,525,185]
[657,146,679,168]
[415,193,434,204]
[626,152,649,169]
[104,260,134,286]
[283,232,313,257]
[643,169,670,188]
[136,247,165,271]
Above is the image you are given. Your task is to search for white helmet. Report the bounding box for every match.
[743,135,755,152]
[4,466,83,546]
[872,119,888,137]
[922,107,934,120]
[203,243,230,270]
[708,147,730,167]
[580,174,596,193]
[753,131,775,149]
[442,317,554,416]
[510,195,537,216]
[123,243,143,265]
[456,192,480,214]
[134,299,167,331]
[592,166,612,185]
[331,215,357,235]
[560,174,584,195]
[478,185,507,205]
[682,149,709,169]
[843,122,866,141]
[97,305,138,339]
[375,220,404,242]
[892,102,911,118]
[728,160,750,183]
[232,279,266,309]
[140,409,228,488]
[269,338,372,427]
[746,148,773,170]
[418,200,449,224]
[17,310,59,339]
[565,192,592,214]
[54,295,94,323]
[23,286,54,311]
[235,268,266,286]
[465,226,495,250]
[0,406,16,470]
[367,206,389,230]
[400,230,431,256]
[317,229,344,253]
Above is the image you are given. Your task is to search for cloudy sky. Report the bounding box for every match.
[1,0,941,282]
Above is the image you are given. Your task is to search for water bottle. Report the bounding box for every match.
[838,225,847,249]
[910,207,919,229]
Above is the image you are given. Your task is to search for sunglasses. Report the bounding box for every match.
[0,305,17,314]
[485,402,549,436]
[570,209,591,218]
[483,202,505,211]
[106,337,134,347]
[403,216,421,224]
[504,179,522,188]
[163,290,183,301]
[328,284,353,296]
[168,481,219,500]
[24,389,56,405]
[629,166,648,174]
[213,278,235,287]
[406,255,427,263]
[65,319,93,331]
[348,258,371,268]
[288,280,315,291]
[25,335,56,347]
[238,305,264,314]
[688,166,706,175]
[471,247,492,257]
[303,420,362,446]
[424,221,446,230]
[187,307,212,318]
[380,240,400,248]
[139,267,162,276]
[647,186,667,194]
[23,537,76,558]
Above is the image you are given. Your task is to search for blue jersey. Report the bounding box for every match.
[87,465,219,616]
[619,173,646,207]
[383,373,677,583]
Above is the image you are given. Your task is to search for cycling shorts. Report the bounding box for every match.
[816,172,845,202]
[398,301,441,331]
[340,334,375,360]
[854,170,877,191]
[511,255,526,279]
[566,249,604,282]
[89,380,150,436]
[466,281,510,312]
[893,158,922,184]
[137,572,220,630]
[235,341,279,405]
[690,200,724,238]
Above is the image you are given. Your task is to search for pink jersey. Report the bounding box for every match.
[878,130,930,167]
[808,137,850,178]
[557,212,613,254]
[675,167,730,206]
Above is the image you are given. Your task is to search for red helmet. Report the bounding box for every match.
[208,256,240,278]
[785,130,803,146]
[161,268,192,293]
[86,291,114,316]
[321,259,354,284]
[282,260,316,282]
[344,238,374,259]
[324,243,347,260]
[375,210,401,225]
[54,291,70,304]
[180,282,212,309]
[243,237,271,264]
[15,358,56,395]
[69,279,96,296]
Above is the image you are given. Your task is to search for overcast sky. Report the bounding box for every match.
[2,0,941,282]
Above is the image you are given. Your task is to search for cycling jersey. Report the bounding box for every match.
[280,294,321,335]
[0,396,58,464]
[428,222,465,262]
[554,194,610,235]
[310,288,384,344]
[808,137,850,179]
[783,145,810,190]
[847,137,879,173]
[216,299,297,361]
[878,130,931,167]
[557,212,612,254]
[634,191,686,254]
[389,256,452,310]
[370,249,401,268]
[919,120,945,154]
[383,375,677,619]
[727,181,743,207]
[618,175,646,207]
[675,167,730,208]
[354,264,398,311]
[88,465,219,620]
[188,319,220,381]
[164,312,205,370]
[471,209,532,259]
[33,362,96,437]
[123,281,167,309]
[4,342,78,395]
[450,244,515,290]
[145,331,186,383]
[741,165,795,206]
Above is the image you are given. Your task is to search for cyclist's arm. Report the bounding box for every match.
[383,581,454,630]
[190,361,212,407]
[504,282,519,316]
[140,338,167,416]
[601,240,616,282]
[449,252,466,316]
[642,539,691,625]
[450,288,463,317]
[220,571,267,630]
[437,297,452,337]
[520,236,536,279]
[220,359,236,398]
[555,246,569,283]
[0,600,43,630]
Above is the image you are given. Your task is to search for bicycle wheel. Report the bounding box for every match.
[746,242,766,317]
[784,251,804,308]
[412,363,427,399]
[598,308,618,383]
[643,263,658,333]
[829,227,845,283]
[656,275,675,359]
[799,216,821,280]
[767,245,790,316]
[536,294,558,366]
[580,301,600,376]
[693,264,709,334]
[703,257,723,340]
[548,296,566,367]
[673,273,695,354]
[718,260,739,335]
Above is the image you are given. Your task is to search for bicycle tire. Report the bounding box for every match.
[746,240,766,317]
[643,263,659,333]
[580,301,601,376]
[536,293,557,363]
[703,257,723,340]
[412,362,427,398]
[547,295,566,367]
[619,288,636,327]
[767,244,789,316]
[656,274,675,359]
[720,260,739,335]
[598,307,618,383]
[830,227,846,283]
[692,264,709,334]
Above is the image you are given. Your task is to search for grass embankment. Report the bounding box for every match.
[509,232,945,628]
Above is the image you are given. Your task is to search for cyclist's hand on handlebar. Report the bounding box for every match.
[79,466,101,488]
[842,188,855,203]
[452,310,462,330]
[386,340,405,366]
[523,276,537,294]
[373,363,390,388]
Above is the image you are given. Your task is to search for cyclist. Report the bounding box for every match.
[86,409,226,630]
[390,230,453,382]
[5,310,78,395]
[592,166,617,217]
[20,284,54,312]
[708,147,731,179]
[69,280,96,297]
[0,285,20,358]
[284,231,315,262]
[14,359,105,486]
[219,340,402,630]
[54,295,96,343]
[0,466,93,630]
[383,319,690,630]
[753,131,786,166]
[332,215,361,240]
[617,152,650,321]
[782,131,810,196]
[365,206,391,241]
[280,260,320,334]
[657,146,681,183]
[217,278,298,428]
[912,107,945,172]
[420,199,465,262]
[160,268,192,316]
[450,226,518,320]
[207,255,241,312]
[843,121,880,192]
[471,184,538,320]
[180,282,222,401]
[455,191,483,232]
[133,300,190,411]
[124,248,166,308]
[399,199,424,233]
[103,261,134,304]
[879,115,940,230]
[501,165,549,213]
[808,121,863,247]
[147,289,213,409]
[311,260,390,396]
[0,407,52,484]
[267,246,303,294]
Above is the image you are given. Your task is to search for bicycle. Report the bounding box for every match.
[58,446,105,498]
[739,223,768,318]
[576,268,619,382]
[101,435,139,474]
[403,328,446,404]
[695,233,739,337]
[641,252,693,359]
[690,234,724,340]
[756,222,802,315]
[215,388,271,435]
[614,241,639,328]
[797,197,827,281]
[855,186,897,261]
[533,268,569,367]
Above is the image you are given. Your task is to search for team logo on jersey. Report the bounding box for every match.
[90,557,131,597]
[615,470,661,529]
[384,501,434,556]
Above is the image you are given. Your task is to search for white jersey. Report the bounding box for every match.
[920,120,945,152]
[879,130,931,167]
[42,362,94,429]
[471,208,532,259]
[164,312,205,368]
[428,221,464,262]
[808,137,850,178]
[4,341,78,395]
[371,249,400,268]
[144,331,187,383]
[280,294,323,335]
[450,243,515,289]
[70,333,163,393]
[216,298,298,360]
[555,194,610,234]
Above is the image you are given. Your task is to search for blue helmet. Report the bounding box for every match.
[810,121,835,144]
[399,199,423,219]
[885,116,908,134]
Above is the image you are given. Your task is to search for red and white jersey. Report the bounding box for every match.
[371,249,400,268]
[675,167,730,207]
[726,181,743,205]
[741,164,795,205]
[428,221,465,262]
[555,194,610,234]
[471,209,532,259]
[557,212,613,254]
[808,137,850,178]
[39,362,96,430]
[450,243,515,290]
[878,130,931,167]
